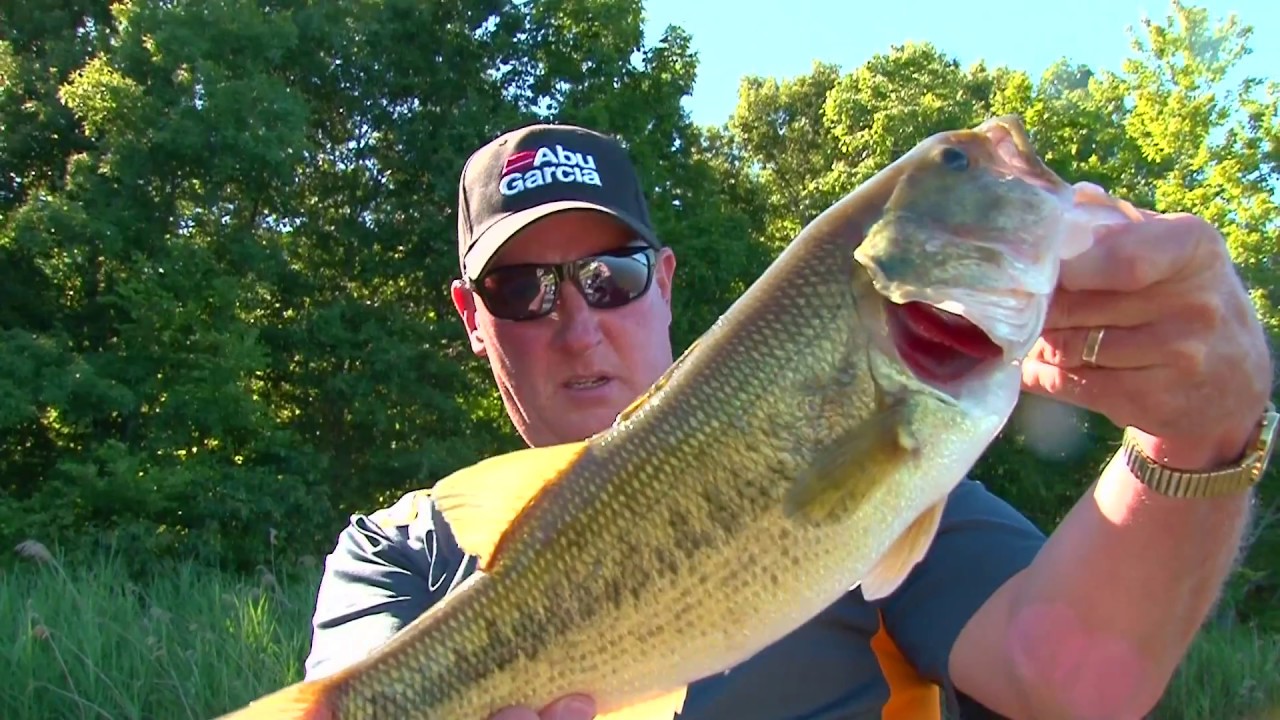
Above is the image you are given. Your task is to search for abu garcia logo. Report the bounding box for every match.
[499,145,602,196]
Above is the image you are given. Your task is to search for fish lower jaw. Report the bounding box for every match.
[931,290,1047,357]
[881,299,1008,391]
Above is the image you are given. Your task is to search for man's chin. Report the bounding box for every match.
[552,406,628,442]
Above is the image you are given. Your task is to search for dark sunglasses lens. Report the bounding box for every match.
[574,250,653,308]
[479,266,556,319]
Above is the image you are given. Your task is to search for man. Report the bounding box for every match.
[303,123,1274,719]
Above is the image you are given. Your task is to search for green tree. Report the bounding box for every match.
[0,0,764,576]
[4,0,1274,631]
[718,1,1278,629]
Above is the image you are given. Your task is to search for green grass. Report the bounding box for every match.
[1153,622,1280,720]
[3,542,1278,720]
[3,542,316,719]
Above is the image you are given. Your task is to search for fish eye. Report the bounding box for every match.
[939,146,969,171]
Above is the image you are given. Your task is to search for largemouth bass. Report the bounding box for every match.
[216,115,1131,720]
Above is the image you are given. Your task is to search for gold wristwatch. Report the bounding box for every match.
[1119,402,1279,498]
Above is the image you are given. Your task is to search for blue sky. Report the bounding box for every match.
[639,0,1279,127]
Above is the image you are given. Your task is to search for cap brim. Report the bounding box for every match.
[462,200,661,281]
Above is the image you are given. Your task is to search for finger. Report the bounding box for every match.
[1044,279,1226,333]
[1042,288,1159,331]
[1028,320,1207,372]
[1019,361,1169,430]
[1021,360,1227,442]
[1058,214,1204,293]
[540,695,597,720]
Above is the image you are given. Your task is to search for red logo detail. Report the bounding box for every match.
[502,151,536,175]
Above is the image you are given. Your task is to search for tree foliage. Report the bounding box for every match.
[724,1,1279,628]
[1,0,1275,628]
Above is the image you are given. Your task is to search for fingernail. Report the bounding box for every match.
[1091,221,1129,240]
[1073,181,1109,197]
[559,696,597,720]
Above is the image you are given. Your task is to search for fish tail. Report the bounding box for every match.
[214,677,339,720]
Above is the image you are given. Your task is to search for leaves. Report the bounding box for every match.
[0,0,1276,627]
[0,0,765,576]
[720,0,1278,627]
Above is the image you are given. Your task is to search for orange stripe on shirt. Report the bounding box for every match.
[870,610,941,720]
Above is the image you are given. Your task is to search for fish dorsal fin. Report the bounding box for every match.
[613,385,656,427]
[614,337,703,426]
[431,442,588,571]
[859,499,945,601]
[595,686,689,720]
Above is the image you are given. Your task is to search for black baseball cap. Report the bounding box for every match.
[456,123,662,282]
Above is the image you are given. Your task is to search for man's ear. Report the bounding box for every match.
[450,279,488,357]
[655,247,677,308]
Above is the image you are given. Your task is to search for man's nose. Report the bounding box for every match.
[553,283,604,353]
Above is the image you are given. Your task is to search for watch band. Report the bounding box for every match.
[1119,402,1278,499]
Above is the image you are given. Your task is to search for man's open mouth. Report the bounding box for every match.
[884,301,1004,385]
[564,376,611,390]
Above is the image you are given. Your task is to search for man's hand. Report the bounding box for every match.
[951,192,1267,718]
[489,695,597,720]
[1022,200,1273,469]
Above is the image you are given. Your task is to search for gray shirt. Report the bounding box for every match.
[303,478,1044,719]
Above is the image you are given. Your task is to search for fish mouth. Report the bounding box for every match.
[883,300,1004,386]
[978,115,1072,197]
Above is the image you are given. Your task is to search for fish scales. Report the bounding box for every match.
[344,209,933,718]
[214,115,1122,720]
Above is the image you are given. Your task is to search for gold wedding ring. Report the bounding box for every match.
[1082,327,1106,367]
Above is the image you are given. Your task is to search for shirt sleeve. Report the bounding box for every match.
[873,478,1047,686]
[303,490,477,681]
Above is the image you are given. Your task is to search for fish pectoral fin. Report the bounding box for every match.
[432,441,588,571]
[213,678,336,720]
[858,499,946,601]
[783,397,918,525]
[595,686,690,720]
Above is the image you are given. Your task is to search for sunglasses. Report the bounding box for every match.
[472,246,658,321]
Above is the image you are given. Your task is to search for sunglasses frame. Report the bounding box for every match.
[469,244,658,321]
